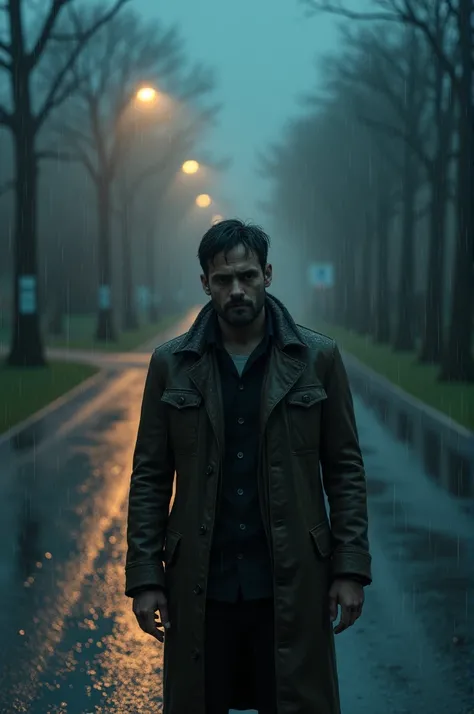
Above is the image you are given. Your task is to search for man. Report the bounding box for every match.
[125,219,372,714]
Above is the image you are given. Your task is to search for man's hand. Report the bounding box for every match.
[133,589,170,643]
[329,578,364,634]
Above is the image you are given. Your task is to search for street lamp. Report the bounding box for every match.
[182,160,200,175]
[136,86,158,103]
[196,193,212,208]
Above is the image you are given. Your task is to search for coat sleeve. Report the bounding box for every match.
[125,348,175,597]
[319,341,372,585]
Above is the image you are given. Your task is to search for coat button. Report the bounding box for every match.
[199,524,207,534]
[191,648,200,660]
[178,395,185,405]
[193,584,203,595]
[206,465,213,475]
[302,393,310,403]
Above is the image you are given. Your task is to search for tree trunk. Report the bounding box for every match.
[7,129,45,366]
[95,177,117,342]
[392,141,418,351]
[418,166,448,362]
[419,50,454,364]
[373,181,391,344]
[341,235,357,329]
[392,30,420,352]
[147,226,159,323]
[356,210,373,335]
[333,248,346,326]
[439,0,474,381]
[121,200,139,331]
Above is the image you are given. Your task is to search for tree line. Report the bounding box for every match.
[262,0,473,382]
[0,0,218,367]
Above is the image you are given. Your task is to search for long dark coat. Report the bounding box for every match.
[125,294,372,714]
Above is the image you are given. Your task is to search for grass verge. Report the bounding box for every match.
[0,361,99,435]
[45,314,179,351]
[314,320,474,433]
[0,313,180,434]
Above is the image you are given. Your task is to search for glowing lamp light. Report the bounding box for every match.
[136,86,158,103]
[196,193,212,208]
[182,160,200,175]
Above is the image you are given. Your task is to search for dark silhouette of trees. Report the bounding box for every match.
[0,0,129,366]
[51,6,216,341]
[300,0,474,380]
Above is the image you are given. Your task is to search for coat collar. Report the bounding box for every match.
[172,293,307,356]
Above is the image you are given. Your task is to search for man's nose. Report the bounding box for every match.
[229,279,244,297]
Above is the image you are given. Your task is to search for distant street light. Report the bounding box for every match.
[136,86,158,103]
[196,193,212,208]
[182,160,200,175]
[211,214,223,224]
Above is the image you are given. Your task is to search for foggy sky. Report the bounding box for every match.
[134,0,341,224]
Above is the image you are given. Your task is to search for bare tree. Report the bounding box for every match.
[0,0,129,366]
[51,7,216,341]
[301,0,474,379]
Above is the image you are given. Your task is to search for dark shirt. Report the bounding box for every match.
[206,310,274,602]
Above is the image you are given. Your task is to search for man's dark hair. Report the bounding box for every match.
[198,219,270,275]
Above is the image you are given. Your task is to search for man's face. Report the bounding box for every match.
[201,244,272,327]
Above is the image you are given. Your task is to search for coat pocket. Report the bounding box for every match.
[163,528,182,569]
[309,520,333,559]
[161,389,202,455]
[286,385,327,454]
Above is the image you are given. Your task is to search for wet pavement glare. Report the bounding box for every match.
[0,315,472,714]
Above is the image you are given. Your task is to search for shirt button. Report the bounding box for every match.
[240,523,246,531]
[238,384,244,391]
[237,488,244,496]
[237,451,244,459]
[237,417,244,424]
[237,553,244,560]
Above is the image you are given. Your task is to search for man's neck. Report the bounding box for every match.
[218,308,266,355]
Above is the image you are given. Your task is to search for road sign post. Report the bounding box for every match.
[307,262,335,321]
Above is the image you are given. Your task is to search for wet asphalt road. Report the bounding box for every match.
[0,311,472,714]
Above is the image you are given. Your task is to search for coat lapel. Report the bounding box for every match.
[186,351,225,454]
[173,293,309,446]
[260,345,306,431]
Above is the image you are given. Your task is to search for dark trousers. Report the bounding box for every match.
[204,596,277,714]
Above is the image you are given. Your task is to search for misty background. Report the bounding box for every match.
[0,0,472,382]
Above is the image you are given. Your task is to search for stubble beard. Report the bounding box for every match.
[214,291,266,327]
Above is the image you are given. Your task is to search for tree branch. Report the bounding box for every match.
[358,114,433,174]
[302,0,400,22]
[303,0,458,86]
[42,137,99,181]
[28,0,70,69]
[37,148,81,163]
[34,0,130,131]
